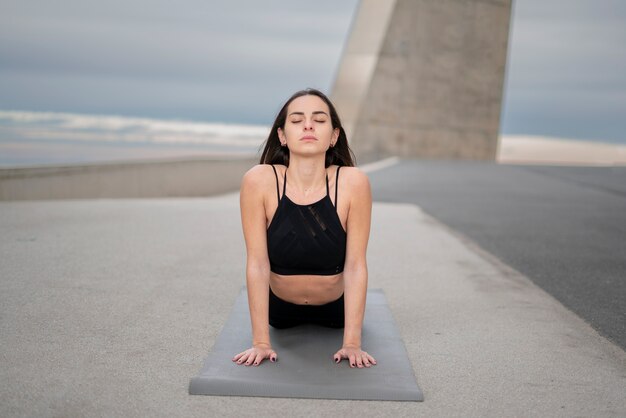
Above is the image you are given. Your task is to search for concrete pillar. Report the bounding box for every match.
[332,0,512,162]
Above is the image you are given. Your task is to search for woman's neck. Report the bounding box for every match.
[286,157,327,196]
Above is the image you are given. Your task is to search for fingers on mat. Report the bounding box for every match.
[250,352,260,366]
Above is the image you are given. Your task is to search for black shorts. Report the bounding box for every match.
[269,286,345,329]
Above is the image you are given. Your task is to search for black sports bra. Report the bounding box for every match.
[267,165,347,276]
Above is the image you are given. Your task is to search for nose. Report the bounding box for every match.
[303,118,314,130]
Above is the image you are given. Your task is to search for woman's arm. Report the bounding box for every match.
[333,168,376,368]
[233,165,276,365]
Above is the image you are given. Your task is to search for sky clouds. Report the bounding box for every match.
[0,0,624,143]
[502,0,626,142]
[0,0,358,124]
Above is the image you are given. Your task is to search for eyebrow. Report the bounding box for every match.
[288,111,329,117]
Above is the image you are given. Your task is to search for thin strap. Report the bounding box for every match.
[325,173,329,197]
[334,166,341,210]
[282,168,287,197]
[270,165,280,205]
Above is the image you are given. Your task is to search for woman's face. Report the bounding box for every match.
[278,95,339,153]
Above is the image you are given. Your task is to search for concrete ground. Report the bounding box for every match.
[1,160,625,417]
[369,159,626,349]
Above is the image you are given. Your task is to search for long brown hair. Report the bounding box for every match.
[258,88,356,167]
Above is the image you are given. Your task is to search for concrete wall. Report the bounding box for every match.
[0,156,258,201]
[332,0,512,162]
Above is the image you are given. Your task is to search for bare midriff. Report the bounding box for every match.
[269,272,344,306]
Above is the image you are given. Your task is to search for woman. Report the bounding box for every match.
[232,88,377,369]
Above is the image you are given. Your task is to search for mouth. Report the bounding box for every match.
[300,135,317,141]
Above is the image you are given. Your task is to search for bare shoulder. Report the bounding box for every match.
[338,166,371,192]
[241,163,281,189]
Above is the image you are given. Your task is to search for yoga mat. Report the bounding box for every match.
[189,287,423,401]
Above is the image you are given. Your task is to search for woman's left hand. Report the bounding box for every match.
[333,346,377,368]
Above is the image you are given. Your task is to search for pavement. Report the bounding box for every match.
[1,158,625,417]
[367,159,626,349]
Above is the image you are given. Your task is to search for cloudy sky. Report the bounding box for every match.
[1,0,625,143]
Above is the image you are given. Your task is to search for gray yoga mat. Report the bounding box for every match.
[189,287,423,401]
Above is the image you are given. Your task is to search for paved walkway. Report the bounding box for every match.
[1,163,625,417]
[368,159,626,349]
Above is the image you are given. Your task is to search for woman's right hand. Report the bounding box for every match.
[232,343,277,366]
